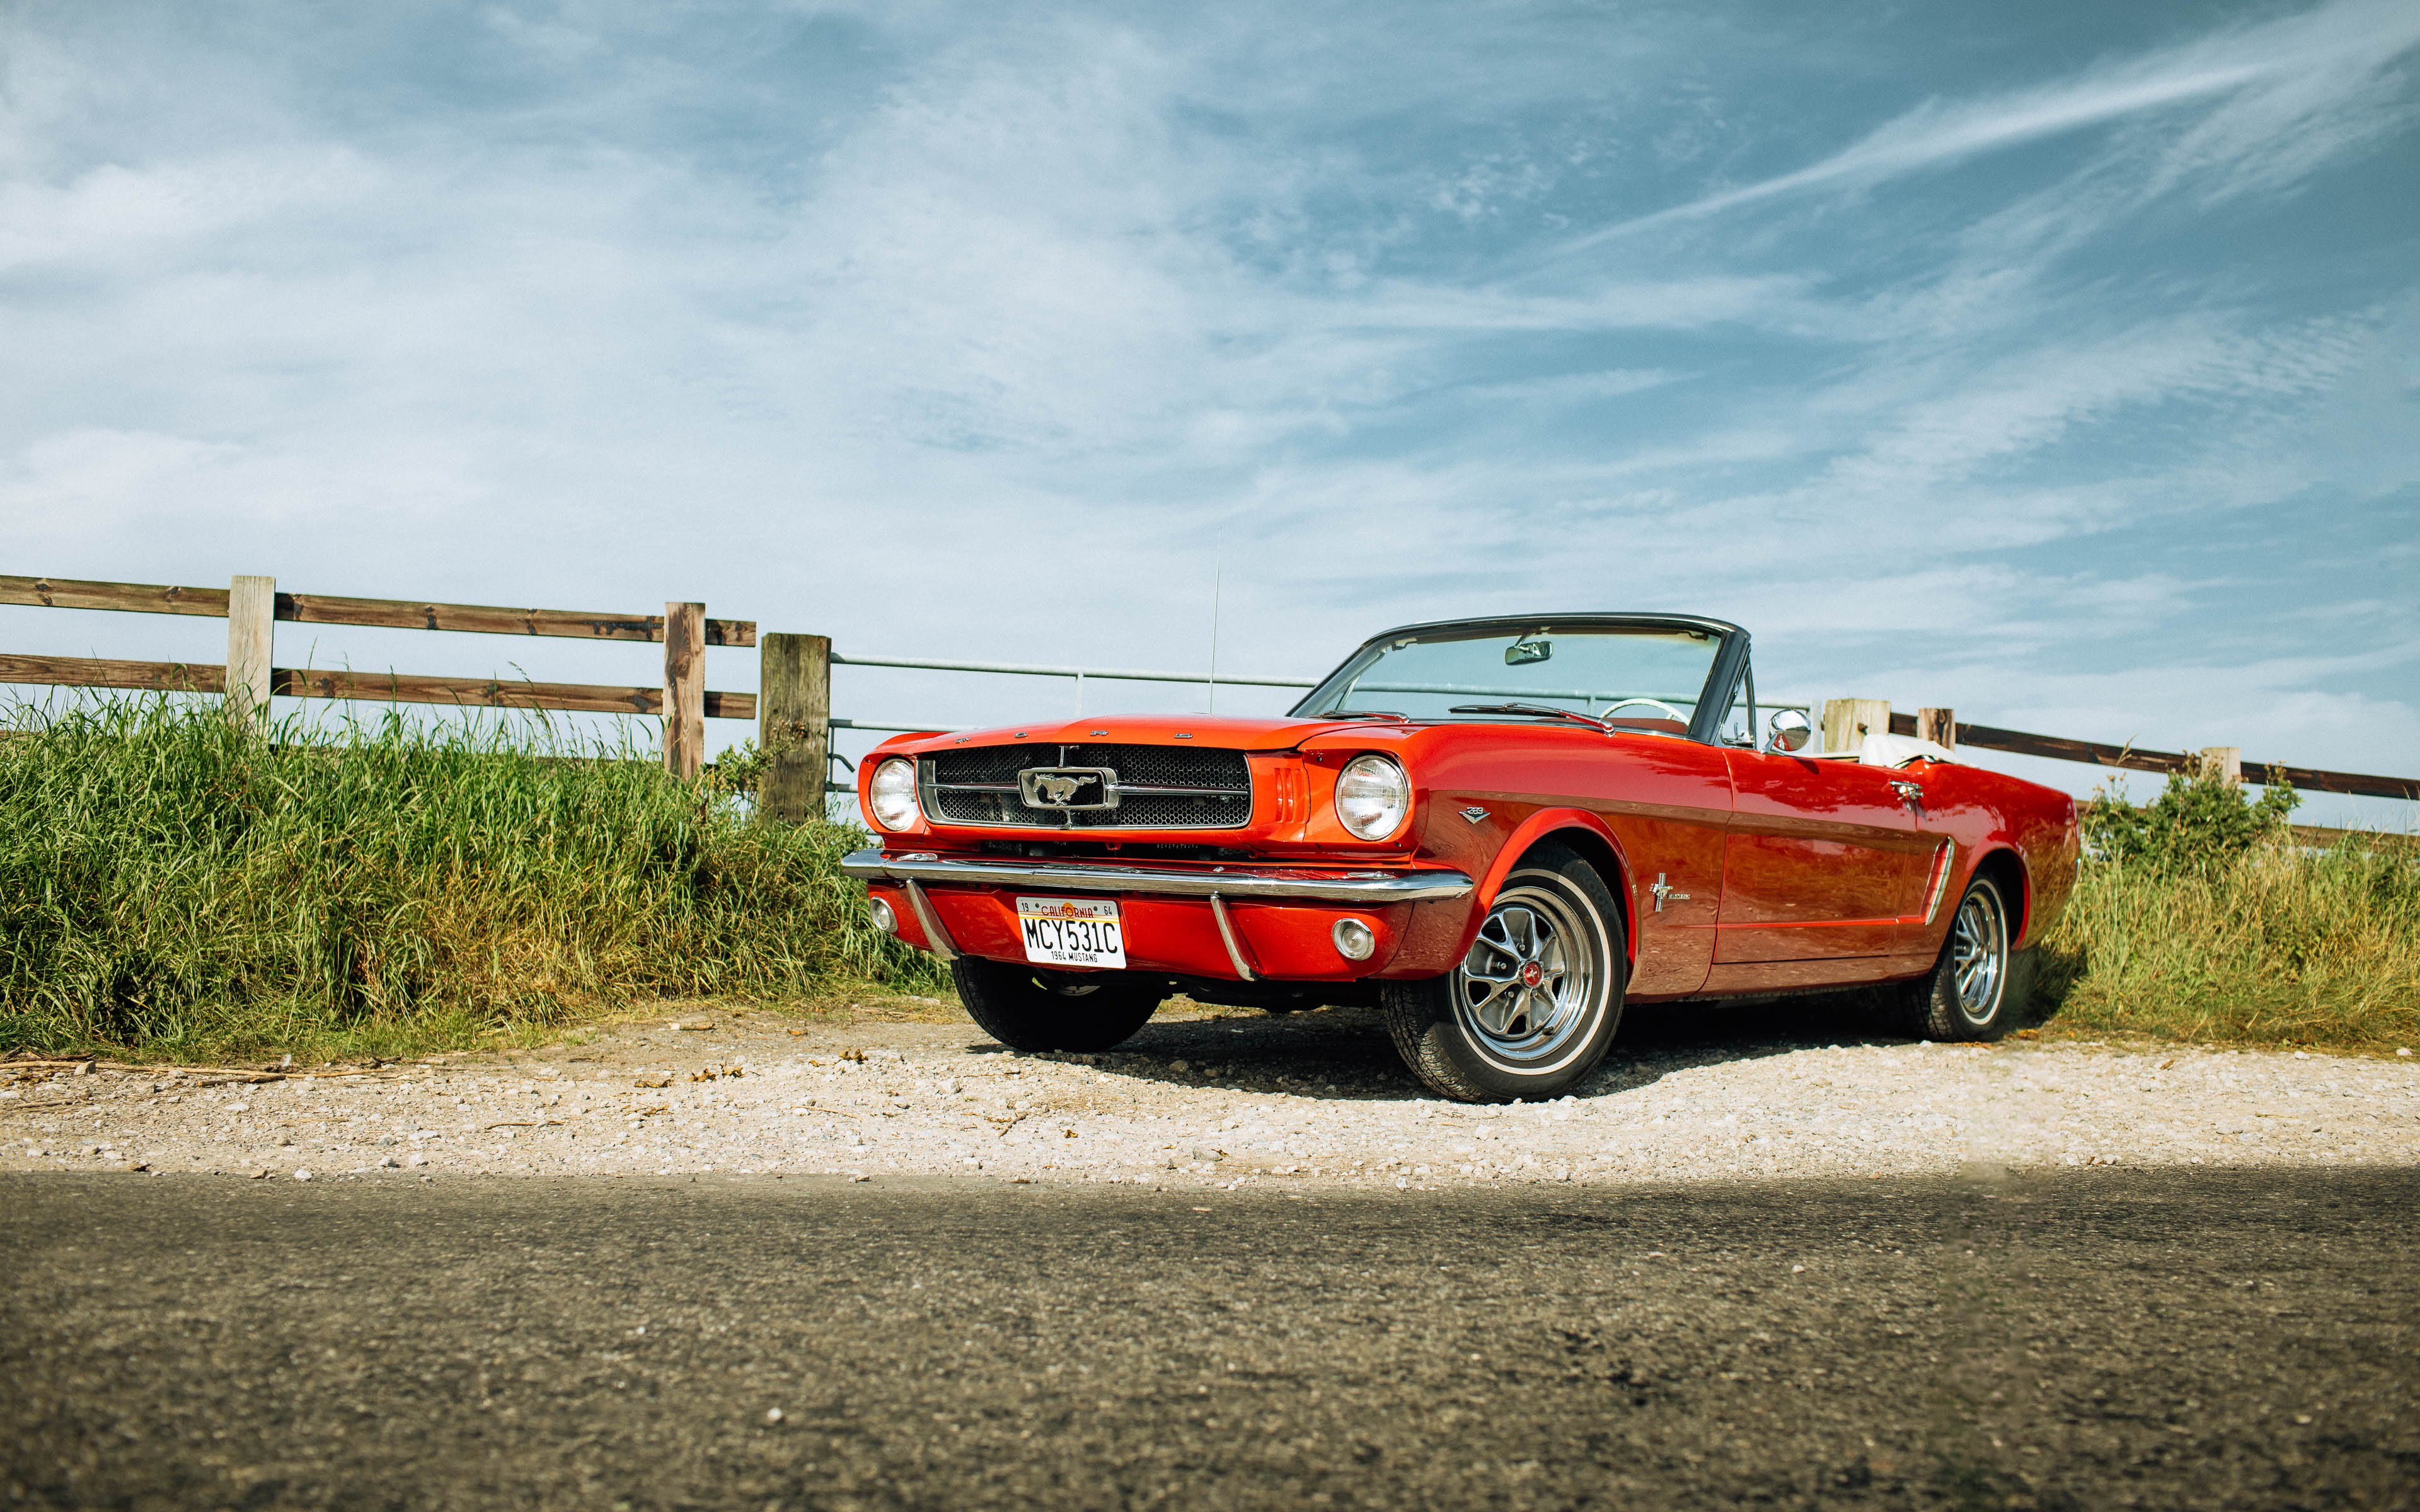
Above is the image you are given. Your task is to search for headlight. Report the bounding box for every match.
[868,757,921,830]
[1334,754,1410,840]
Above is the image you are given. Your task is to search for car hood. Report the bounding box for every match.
[879,713,1400,753]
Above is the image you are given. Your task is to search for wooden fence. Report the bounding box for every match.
[0,573,826,797]
[4,574,2415,828]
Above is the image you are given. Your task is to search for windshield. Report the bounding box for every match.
[1292,624,1727,734]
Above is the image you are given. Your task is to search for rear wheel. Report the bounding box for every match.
[1901,874,2030,1041]
[1380,843,1624,1102]
[951,958,1165,1053]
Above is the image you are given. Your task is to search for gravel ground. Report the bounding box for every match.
[7,999,2417,1188]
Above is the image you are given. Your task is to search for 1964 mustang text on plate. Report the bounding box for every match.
[1017,897,1125,970]
[843,613,2079,1102]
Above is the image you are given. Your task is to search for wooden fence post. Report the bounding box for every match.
[1820,698,1889,756]
[758,633,831,823]
[2199,746,2242,784]
[225,575,275,731]
[663,602,705,779]
[1918,706,1956,750]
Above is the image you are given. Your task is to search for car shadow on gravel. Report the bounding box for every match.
[1051,988,1929,1103]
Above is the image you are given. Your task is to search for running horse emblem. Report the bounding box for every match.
[1018,767,1115,809]
[1032,774,1088,805]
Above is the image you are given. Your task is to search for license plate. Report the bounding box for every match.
[1016,896,1126,970]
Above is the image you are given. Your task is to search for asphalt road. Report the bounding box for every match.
[6,1169,2415,1510]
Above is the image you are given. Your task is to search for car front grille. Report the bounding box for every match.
[923,743,1253,830]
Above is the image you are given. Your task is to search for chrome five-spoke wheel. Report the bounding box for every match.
[1380,842,1625,1101]
[1949,885,2006,1027]
[1455,886,1599,1070]
[1906,873,2027,1042]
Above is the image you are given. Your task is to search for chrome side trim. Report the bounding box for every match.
[901,879,959,963]
[839,849,1475,903]
[1208,892,1257,982]
[1920,840,1957,926]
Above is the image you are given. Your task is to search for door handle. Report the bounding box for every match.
[1889,780,1925,815]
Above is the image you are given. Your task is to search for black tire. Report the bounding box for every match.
[950,957,1165,1053]
[1900,874,2027,1041]
[1380,842,1625,1102]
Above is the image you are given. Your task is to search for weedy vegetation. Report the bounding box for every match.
[0,697,942,1062]
[2036,771,2419,1050]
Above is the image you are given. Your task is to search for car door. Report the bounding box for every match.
[1715,750,1930,963]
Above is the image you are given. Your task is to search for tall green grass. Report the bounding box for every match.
[0,698,939,1059]
[7,706,2407,1058]
[2036,774,2419,1048]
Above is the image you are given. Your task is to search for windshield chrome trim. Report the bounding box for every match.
[1290,612,1750,746]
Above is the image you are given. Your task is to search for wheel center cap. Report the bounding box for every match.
[1519,961,1545,988]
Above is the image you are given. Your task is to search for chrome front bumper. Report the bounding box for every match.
[839,849,1475,903]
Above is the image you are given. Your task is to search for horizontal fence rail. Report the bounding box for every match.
[0,653,757,719]
[831,653,1313,688]
[1,576,754,644]
[1884,711,2417,801]
[830,716,971,734]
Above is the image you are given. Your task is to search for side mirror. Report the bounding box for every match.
[1765,707,1812,754]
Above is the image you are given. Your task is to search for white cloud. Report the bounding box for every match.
[0,0,2410,799]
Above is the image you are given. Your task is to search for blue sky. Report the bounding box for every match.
[3,0,2416,820]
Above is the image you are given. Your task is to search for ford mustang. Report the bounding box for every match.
[840,614,2078,1102]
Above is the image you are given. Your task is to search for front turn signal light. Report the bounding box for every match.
[1332,917,1377,960]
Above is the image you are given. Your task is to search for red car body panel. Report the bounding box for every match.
[845,638,2079,1008]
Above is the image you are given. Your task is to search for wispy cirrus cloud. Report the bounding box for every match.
[1551,0,2420,248]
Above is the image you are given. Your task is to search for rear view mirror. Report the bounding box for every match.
[1505,636,1551,666]
[1766,708,1812,753]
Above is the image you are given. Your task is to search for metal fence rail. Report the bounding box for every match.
[829,652,1317,724]
[831,653,1315,688]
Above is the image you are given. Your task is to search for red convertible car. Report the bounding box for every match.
[841,614,2078,1102]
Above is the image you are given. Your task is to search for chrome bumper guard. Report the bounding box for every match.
[839,849,1475,903]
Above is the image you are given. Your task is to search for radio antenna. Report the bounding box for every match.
[1207,534,1223,714]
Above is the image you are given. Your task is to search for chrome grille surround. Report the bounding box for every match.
[922,743,1253,830]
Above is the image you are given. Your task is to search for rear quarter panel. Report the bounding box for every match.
[1904,762,2079,957]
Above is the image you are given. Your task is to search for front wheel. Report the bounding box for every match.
[1899,874,2033,1041]
[1380,843,1625,1102]
[951,958,1165,1052]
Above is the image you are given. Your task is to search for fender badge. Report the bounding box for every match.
[1458,806,1490,825]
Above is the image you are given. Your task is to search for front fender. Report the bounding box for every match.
[1470,807,1638,968]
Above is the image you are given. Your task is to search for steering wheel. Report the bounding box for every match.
[1600,697,1690,726]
